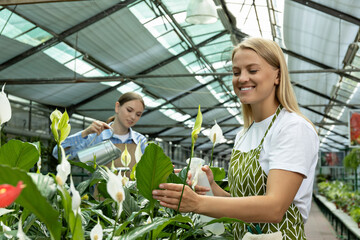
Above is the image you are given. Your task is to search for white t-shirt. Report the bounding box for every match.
[233,108,319,223]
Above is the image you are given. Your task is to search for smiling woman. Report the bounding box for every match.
[152,38,319,240]
[52,92,148,161]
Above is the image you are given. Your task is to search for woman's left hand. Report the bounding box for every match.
[152,183,200,212]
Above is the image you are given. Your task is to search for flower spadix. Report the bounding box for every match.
[191,105,203,145]
[121,144,131,167]
[209,120,224,146]
[56,146,71,186]
[90,218,103,240]
[50,109,71,144]
[0,84,11,127]
[0,181,26,208]
[106,168,125,217]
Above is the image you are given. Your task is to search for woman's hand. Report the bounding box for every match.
[173,166,211,195]
[82,120,111,138]
[152,183,201,212]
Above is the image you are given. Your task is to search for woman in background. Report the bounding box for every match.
[53,92,147,159]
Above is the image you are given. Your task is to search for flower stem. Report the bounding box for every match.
[209,142,215,167]
[111,204,120,240]
[177,143,195,212]
[57,142,61,163]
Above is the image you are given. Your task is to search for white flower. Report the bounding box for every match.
[135,140,143,163]
[17,218,30,240]
[209,121,225,146]
[187,158,204,189]
[106,168,125,218]
[56,146,71,186]
[90,219,103,240]
[70,176,81,216]
[0,84,11,127]
[121,144,131,167]
[0,209,14,217]
[0,221,12,239]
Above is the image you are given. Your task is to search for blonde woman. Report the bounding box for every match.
[152,38,319,239]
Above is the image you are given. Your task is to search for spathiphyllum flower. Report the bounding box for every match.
[1,221,12,239]
[191,105,203,145]
[56,146,71,186]
[90,219,103,240]
[0,181,26,208]
[209,121,225,146]
[121,144,131,167]
[135,140,143,163]
[106,168,125,218]
[70,176,81,216]
[50,109,71,144]
[0,84,11,127]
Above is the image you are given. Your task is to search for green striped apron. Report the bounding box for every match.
[228,106,306,240]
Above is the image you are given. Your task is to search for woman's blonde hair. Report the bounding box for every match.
[232,37,315,130]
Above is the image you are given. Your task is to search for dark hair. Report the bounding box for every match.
[106,92,145,123]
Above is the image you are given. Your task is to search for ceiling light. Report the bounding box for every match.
[185,0,218,25]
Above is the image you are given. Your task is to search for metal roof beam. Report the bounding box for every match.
[0,0,137,72]
[290,0,360,26]
[68,30,227,112]
[283,48,360,83]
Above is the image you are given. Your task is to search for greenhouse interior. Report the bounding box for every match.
[0,0,359,239]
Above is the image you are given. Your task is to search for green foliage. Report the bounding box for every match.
[0,139,39,171]
[0,108,237,240]
[0,165,61,240]
[344,148,360,170]
[136,143,174,204]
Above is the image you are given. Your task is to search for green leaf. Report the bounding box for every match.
[0,139,39,171]
[119,215,192,240]
[167,172,184,184]
[68,159,95,173]
[136,144,173,204]
[59,110,71,143]
[210,167,226,181]
[123,187,140,216]
[0,165,61,240]
[206,216,250,227]
[191,105,202,144]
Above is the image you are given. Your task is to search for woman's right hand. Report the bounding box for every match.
[81,120,111,138]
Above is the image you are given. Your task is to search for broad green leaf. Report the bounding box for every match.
[167,172,183,184]
[136,144,173,203]
[210,167,226,181]
[119,215,192,240]
[191,105,202,144]
[0,165,61,240]
[0,140,39,171]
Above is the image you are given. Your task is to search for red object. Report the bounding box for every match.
[0,181,26,208]
[350,112,360,145]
